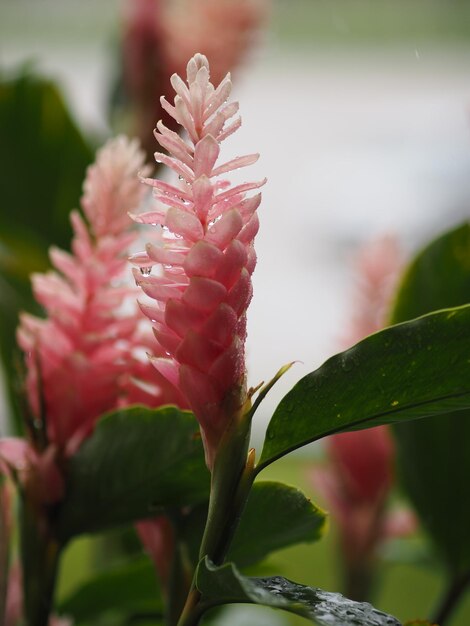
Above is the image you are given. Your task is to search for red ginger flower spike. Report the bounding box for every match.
[15,136,182,464]
[132,53,265,468]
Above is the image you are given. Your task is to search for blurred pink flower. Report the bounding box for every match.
[342,234,402,347]
[120,0,267,160]
[2,136,184,505]
[3,560,71,626]
[312,235,414,599]
[132,53,264,467]
[313,428,395,566]
[16,136,180,457]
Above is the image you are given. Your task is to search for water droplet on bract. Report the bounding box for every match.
[140,266,153,276]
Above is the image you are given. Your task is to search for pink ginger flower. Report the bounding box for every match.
[313,428,395,568]
[312,235,414,598]
[16,136,176,456]
[4,136,183,504]
[343,234,402,347]
[120,0,267,160]
[163,0,267,86]
[132,53,264,467]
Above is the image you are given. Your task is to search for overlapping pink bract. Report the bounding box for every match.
[15,136,182,466]
[132,53,265,466]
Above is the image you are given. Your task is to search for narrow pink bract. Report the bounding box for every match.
[16,136,183,462]
[133,53,264,466]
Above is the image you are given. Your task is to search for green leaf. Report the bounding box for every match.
[229,481,327,566]
[0,67,94,430]
[390,222,470,574]
[0,67,94,256]
[183,482,327,568]
[196,558,401,626]
[57,557,162,623]
[258,305,470,470]
[57,406,209,541]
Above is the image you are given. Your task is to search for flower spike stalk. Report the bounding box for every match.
[133,53,265,469]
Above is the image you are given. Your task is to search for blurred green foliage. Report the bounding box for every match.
[0,67,94,430]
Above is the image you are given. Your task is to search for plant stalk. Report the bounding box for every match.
[20,497,60,626]
[176,407,256,626]
[431,570,470,626]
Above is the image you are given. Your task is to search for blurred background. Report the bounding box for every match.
[1,0,470,624]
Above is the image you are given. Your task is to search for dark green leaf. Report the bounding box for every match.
[229,481,327,566]
[0,67,94,430]
[390,222,470,574]
[258,305,470,470]
[196,558,401,625]
[57,406,209,541]
[183,482,327,568]
[57,557,162,622]
[0,68,94,256]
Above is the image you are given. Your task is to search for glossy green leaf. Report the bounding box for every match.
[196,558,401,625]
[258,305,470,470]
[0,68,94,256]
[229,481,327,566]
[57,406,209,541]
[390,222,470,574]
[57,557,162,623]
[183,482,327,568]
[0,68,94,429]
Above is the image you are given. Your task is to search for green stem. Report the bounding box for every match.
[198,424,254,564]
[431,571,470,626]
[166,539,192,626]
[175,587,204,626]
[20,497,60,626]
[176,410,256,626]
[342,561,375,603]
